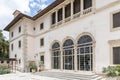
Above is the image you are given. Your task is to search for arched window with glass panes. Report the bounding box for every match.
[52,42,61,69]
[63,39,74,70]
[77,35,93,71]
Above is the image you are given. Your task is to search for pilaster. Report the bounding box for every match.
[81,0,84,15]
[74,44,77,71]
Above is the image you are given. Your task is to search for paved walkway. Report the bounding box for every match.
[0,71,60,80]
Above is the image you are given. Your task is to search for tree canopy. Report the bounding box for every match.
[0,30,9,58]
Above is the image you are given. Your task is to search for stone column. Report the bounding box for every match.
[81,0,84,15]
[92,0,95,13]
[62,6,65,23]
[74,44,77,71]
[71,0,74,19]
[49,49,53,70]
[55,10,58,26]
[60,47,63,70]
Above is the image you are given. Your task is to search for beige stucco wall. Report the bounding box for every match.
[8,0,120,73]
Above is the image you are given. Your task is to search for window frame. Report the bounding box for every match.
[11,32,14,38]
[18,40,21,48]
[111,9,120,31]
[51,12,56,25]
[109,40,120,65]
[18,26,21,33]
[40,23,44,30]
[113,47,120,64]
[40,38,44,47]
[11,44,13,51]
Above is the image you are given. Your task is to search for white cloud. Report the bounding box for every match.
[0,0,31,39]
[0,0,50,39]
[40,4,48,9]
[30,2,38,7]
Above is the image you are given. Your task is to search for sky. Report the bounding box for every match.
[0,0,55,40]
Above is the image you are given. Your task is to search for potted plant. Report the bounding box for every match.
[38,61,44,71]
[29,61,37,73]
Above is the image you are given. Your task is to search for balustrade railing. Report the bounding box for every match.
[51,7,93,28]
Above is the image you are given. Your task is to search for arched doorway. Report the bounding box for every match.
[51,42,61,69]
[63,39,74,70]
[77,35,93,71]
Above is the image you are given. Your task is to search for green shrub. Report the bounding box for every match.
[0,63,10,75]
[103,65,120,77]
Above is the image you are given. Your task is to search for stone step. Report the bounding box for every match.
[34,71,103,80]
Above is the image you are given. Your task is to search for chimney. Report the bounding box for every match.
[13,10,21,18]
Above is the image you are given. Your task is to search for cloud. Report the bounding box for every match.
[0,0,54,39]
[0,0,31,39]
[29,0,48,9]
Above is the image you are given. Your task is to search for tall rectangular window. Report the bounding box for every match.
[40,55,44,64]
[40,38,44,47]
[51,12,56,25]
[84,0,92,9]
[40,23,44,30]
[18,40,21,48]
[58,8,63,22]
[11,44,13,51]
[73,0,80,14]
[113,47,120,64]
[113,12,120,28]
[19,26,21,33]
[65,3,71,18]
[11,32,14,37]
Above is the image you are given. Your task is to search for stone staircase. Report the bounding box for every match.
[34,71,103,80]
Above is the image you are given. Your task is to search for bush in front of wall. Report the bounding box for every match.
[0,63,10,75]
[103,65,120,77]
[29,61,37,72]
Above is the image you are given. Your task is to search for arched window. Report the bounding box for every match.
[63,39,74,70]
[77,35,93,71]
[52,42,60,69]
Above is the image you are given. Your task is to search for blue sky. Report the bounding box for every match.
[0,0,55,39]
[29,0,55,16]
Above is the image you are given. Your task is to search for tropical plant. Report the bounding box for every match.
[0,63,10,74]
[0,30,9,58]
[29,61,37,70]
[103,65,120,77]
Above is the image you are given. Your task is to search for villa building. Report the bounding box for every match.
[4,0,120,74]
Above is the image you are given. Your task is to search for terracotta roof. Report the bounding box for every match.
[4,0,65,31]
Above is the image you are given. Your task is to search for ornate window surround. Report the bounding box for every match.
[110,9,120,32]
[109,39,120,65]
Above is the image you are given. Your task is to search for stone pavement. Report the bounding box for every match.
[0,71,61,80]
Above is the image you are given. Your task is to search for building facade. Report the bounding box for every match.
[4,0,120,73]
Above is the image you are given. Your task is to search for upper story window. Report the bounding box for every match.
[19,26,21,33]
[18,40,21,48]
[40,55,44,64]
[113,47,120,64]
[51,12,56,25]
[19,59,21,64]
[51,0,93,27]
[11,44,13,51]
[15,54,17,58]
[33,27,36,31]
[113,12,120,28]
[11,32,14,38]
[40,23,44,30]
[73,0,81,14]
[40,38,44,47]
[65,3,71,18]
[58,8,63,22]
[84,0,92,9]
